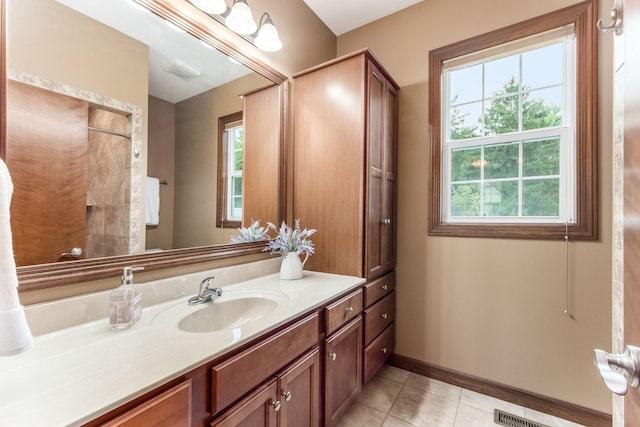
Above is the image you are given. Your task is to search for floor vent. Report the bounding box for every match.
[494,409,550,427]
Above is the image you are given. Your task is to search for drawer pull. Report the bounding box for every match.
[282,391,292,402]
[328,352,337,361]
[381,313,388,319]
[345,306,354,315]
[381,284,388,291]
[381,347,388,354]
[271,400,281,412]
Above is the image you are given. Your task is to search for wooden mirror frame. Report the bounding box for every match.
[0,0,289,292]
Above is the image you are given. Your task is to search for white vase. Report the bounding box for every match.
[280,252,309,280]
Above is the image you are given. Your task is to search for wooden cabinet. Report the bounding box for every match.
[293,49,399,280]
[101,380,192,427]
[324,316,363,427]
[211,379,279,427]
[212,348,320,427]
[362,271,396,385]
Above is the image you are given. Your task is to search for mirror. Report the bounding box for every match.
[1,0,288,290]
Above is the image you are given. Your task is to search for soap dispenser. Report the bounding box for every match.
[109,266,144,330]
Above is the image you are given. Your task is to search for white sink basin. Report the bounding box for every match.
[152,290,289,333]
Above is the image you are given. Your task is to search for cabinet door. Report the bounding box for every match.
[101,380,192,427]
[324,316,363,426]
[366,62,398,279]
[279,348,320,427]
[382,81,398,273]
[211,379,279,427]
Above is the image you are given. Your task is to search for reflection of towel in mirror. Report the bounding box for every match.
[0,159,33,356]
[146,176,160,226]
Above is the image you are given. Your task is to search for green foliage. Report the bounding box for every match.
[449,77,562,218]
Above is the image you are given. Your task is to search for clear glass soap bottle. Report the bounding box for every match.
[109,266,144,330]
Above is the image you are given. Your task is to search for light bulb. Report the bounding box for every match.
[255,19,282,52]
[225,0,257,35]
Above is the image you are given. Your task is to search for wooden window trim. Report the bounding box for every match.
[216,111,243,229]
[428,0,598,240]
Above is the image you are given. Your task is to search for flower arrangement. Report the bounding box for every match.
[230,219,269,243]
[263,219,317,258]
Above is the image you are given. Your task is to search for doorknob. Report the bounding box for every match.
[593,345,640,395]
[60,247,83,258]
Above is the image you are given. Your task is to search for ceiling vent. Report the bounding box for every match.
[164,60,201,79]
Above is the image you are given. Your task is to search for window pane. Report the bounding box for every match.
[451,147,482,181]
[522,178,559,216]
[523,137,560,176]
[450,102,482,140]
[450,64,482,104]
[451,183,480,216]
[484,142,519,179]
[233,148,243,171]
[232,176,242,196]
[522,87,562,130]
[484,94,519,135]
[522,43,563,89]
[233,196,242,209]
[484,54,519,97]
[483,181,518,216]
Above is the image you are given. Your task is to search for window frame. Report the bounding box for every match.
[216,111,243,229]
[428,0,597,240]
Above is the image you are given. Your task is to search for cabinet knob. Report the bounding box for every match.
[345,306,354,315]
[381,284,388,291]
[381,313,388,319]
[271,400,281,412]
[381,347,388,354]
[381,218,392,225]
[282,391,292,402]
[328,352,337,361]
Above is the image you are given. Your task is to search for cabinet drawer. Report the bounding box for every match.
[363,292,395,345]
[363,272,395,307]
[211,314,319,414]
[363,323,394,385]
[102,380,192,426]
[325,288,363,336]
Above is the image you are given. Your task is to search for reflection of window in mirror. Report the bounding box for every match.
[217,112,244,228]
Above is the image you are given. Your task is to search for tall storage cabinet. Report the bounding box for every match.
[293,50,399,422]
[292,49,399,280]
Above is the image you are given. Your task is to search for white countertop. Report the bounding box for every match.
[0,267,364,426]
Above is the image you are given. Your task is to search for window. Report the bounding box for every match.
[428,1,597,239]
[217,112,243,228]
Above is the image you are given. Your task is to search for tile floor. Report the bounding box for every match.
[336,365,585,427]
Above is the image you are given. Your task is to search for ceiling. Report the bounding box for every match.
[302,0,424,36]
[55,0,423,103]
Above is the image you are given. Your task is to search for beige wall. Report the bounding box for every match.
[173,73,270,248]
[146,96,176,250]
[338,0,612,413]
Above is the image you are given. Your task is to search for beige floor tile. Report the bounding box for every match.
[358,375,404,413]
[524,408,586,427]
[453,404,496,427]
[377,365,411,384]
[336,402,387,427]
[388,385,458,426]
[382,415,416,427]
[459,389,526,417]
[405,373,462,402]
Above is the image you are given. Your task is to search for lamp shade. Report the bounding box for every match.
[225,0,257,35]
[190,0,227,15]
[254,18,282,52]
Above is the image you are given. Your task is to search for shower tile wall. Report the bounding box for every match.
[86,107,132,258]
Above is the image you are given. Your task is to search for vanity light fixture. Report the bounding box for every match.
[188,0,283,52]
[254,13,282,52]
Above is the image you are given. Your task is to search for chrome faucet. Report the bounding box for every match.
[187,276,223,305]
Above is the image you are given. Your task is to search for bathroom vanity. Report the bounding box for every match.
[0,262,383,426]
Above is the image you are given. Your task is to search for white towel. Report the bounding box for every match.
[0,159,33,356]
[146,176,160,226]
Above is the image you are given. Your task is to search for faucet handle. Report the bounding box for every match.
[200,276,217,290]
